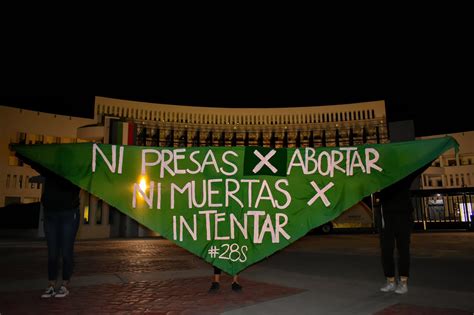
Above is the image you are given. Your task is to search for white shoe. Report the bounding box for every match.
[41,286,56,298]
[380,281,396,292]
[395,282,408,294]
[55,285,69,298]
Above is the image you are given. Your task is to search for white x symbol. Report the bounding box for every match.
[252,149,278,173]
[307,181,335,207]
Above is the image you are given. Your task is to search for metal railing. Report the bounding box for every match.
[411,188,474,231]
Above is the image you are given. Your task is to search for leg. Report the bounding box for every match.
[209,267,221,292]
[379,215,397,292]
[213,266,221,283]
[44,213,60,283]
[60,209,80,284]
[380,216,396,278]
[396,214,412,279]
[232,273,242,292]
[393,214,411,294]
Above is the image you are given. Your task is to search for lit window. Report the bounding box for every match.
[459,203,473,222]
[83,194,90,224]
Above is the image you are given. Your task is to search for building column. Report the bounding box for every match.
[231,132,237,146]
[152,128,160,146]
[89,195,98,226]
[206,131,213,146]
[219,131,226,146]
[125,216,138,237]
[103,202,110,225]
[138,224,147,237]
[193,130,200,146]
[270,131,276,148]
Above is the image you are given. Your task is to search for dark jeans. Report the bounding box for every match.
[380,213,412,278]
[43,208,80,282]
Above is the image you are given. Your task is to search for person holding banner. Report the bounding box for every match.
[18,155,81,298]
[378,164,430,294]
[209,267,242,292]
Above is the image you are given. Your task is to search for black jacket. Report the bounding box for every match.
[18,155,80,212]
[379,163,431,215]
[41,172,80,212]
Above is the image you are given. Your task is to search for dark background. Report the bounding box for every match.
[1,10,471,138]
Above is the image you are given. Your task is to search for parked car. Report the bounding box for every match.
[316,200,374,234]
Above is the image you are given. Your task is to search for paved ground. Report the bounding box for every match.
[0,232,473,314]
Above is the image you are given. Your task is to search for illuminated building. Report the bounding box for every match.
[78,97,389,237]
[419,131,474,189]
[414,131,474,228]
[0,106,97,238]
[1,96,391,238]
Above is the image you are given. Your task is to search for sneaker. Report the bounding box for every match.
[41,286,56,298]
[231,282,242,292]
[380,281,396,292]
[55,285,69,298]
[208,282,220,293]
[395,282,408,294]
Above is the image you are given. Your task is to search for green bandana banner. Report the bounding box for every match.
[13,136,457,275]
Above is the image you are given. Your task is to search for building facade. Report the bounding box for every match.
[78,97,389,237]
[2,97,392,238]
[412,131,474,229]
[88,97,389,149]
[419,131,474,189]
[0,106,110,239]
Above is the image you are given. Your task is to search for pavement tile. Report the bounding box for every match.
[0,276,304,314]
[2,234,473,313]
[375,303,472,315]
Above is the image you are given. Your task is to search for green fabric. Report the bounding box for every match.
[13,136,458,275]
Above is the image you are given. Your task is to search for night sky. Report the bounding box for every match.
[1,17,470,138]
